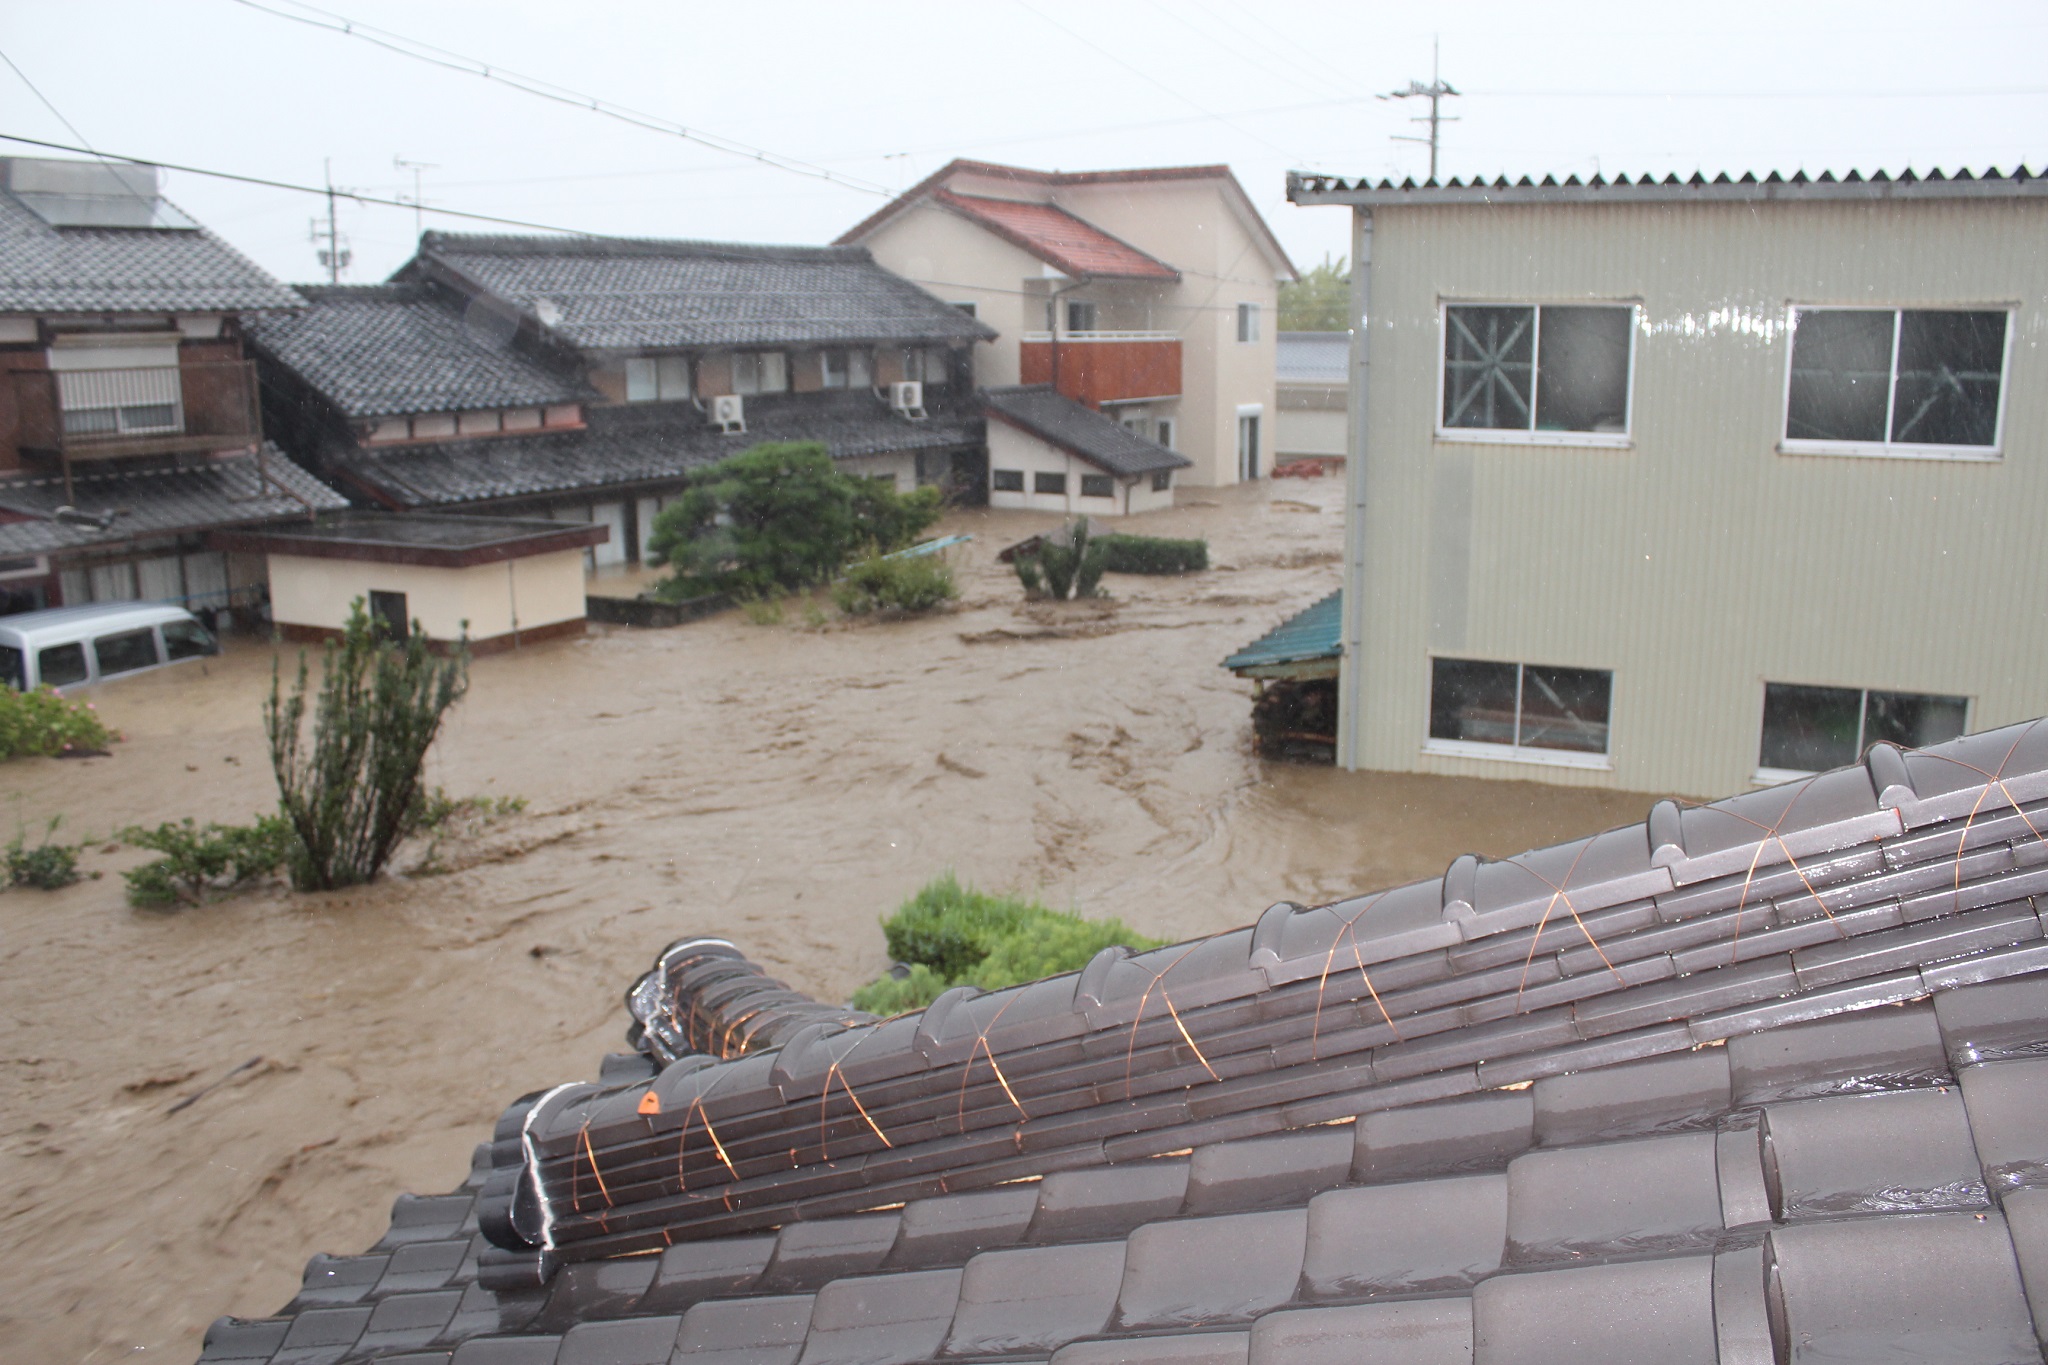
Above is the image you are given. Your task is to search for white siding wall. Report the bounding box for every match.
[266,549,587,643]
[985,421,1169,516]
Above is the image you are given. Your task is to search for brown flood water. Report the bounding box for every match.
[0,478,1669,1362]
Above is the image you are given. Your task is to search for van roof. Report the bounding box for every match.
[0,601,197,646]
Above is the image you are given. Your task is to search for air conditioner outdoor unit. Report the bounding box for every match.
[710,393,745,433]
[889,380,926,420]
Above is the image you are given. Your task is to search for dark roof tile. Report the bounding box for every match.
[1727,1002,1949,1104]
[1505,1133,1723,1263]
[197,1317,292,1362]
[270,1305,372,1365]
[532,1259,659,1331]
[884,1186,1040,1268]
[357,1291,466,1355]
[1052,1331,1249,1365]
[1028,1161,1189,1243]
[1765,1213,2038,1362]
[942,1242,1125,1355]
[1934,972,2048,1067]
[1761,1089,1986,1220]
[1353,1092,1533,1182]
[1532,1047,1730,1145]
[1955,1059,2048,1194]
[1182,1128,1353,1216]
[1471,1257,1718,1365]
[793,1268,962,1365]
[376,1239,471,1296]
[671,1295,814,1365]
[1250,1301,1471,1365]
[1302,1175,1506,1296]
[448,1338,562,1365]
[438,1283,547,1344]
[0,446,345,555]
[1111,1210,1307,1330]
[639,1236,775,1313]
[981,386,1191,477]
[1710,1243,1773,1365]
[1715,1127,1774,1228]
[761,1215,901,1292]
[288,1253,389,1309]
[555,1316,681,1365]
[2001,1186,2048,1352]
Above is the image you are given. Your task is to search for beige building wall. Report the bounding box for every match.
[986,422,1172,516]
[267,548,588,643]
[1276,402,1347,460]
[860,201,1038,387]
[839,451,918,493]
[1340,196,2048,798]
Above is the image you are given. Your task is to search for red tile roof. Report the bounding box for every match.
[931,191,1180,281]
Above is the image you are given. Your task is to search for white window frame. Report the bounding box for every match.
[1066,300,1098,333]
[733,351,788,396]
[1237,302,1260,342]
[1422,656,1616,771]
[1434,300,1639,449]
[1752,681,1972,785]
[1777,304,2014,462]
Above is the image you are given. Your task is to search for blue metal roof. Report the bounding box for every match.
[1223,589,1341,673]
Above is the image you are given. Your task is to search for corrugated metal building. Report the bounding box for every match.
[1288,169,2048,797]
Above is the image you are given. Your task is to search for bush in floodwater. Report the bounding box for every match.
[7,816,80,889]
[1013,519,1109,601]
[266,600,469,891]
[0,685,114,760]
[1094,533,1209,575]
[850,873,1165,1014]
[121,815,294,908]
[833,555,958,617]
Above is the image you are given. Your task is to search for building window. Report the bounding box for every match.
[1155,418,1173,449]
[1034,471,1067,495]
[1784,308,2008,455]
[1066,301,1097,333]
[991,469,1025,492]
[1428,657,1613,765]
[1151,469,1173,492]
[1440,303,1634,441]
[1237,303,1260,342]
[821,349,872,390]
[368,590,409,638]
[950,301,978,319]
[1758,683,1968,776]
[1080,474,1114,498]
[733,352,788,395]
[625,356,691,402]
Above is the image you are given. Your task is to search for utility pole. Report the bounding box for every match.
[1384,39,1459,182]
[393,155,438,240]
[308,157,351,283]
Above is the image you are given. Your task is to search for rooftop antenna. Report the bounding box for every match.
[393,155,438,240]
[1382,38,1459,182]
[308,157,351,283]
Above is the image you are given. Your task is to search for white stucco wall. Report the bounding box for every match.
[266,548,588,643]
[985,421,1171,517]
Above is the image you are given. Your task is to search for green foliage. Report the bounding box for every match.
[1094,533,1209,575]
[833,555,958,616]
[120,815,293,908]
[414,787,527,830]
[7,816,79,889]
[852,873,1165,1014]
[1279,253,1350,331]
[0,685,115,760]
[645,443,945,600]
[1016,519,1110,601]
[266,601,470,892]
[739,594,786,626]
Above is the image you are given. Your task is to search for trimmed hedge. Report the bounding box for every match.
[834,555,957,616]
[851,873,1166,1015]
[1095,534,1209,575]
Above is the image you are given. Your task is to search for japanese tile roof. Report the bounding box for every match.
[243,285,591,420]
[0,447,344,555]
[931,192,1179,282]
[1223,590,1341,675]
[1275,333,1348,386]
[332,395,980,510]
[1288,164,2048,208]
[198,719,2048,1364]
[982,386,1191,478]
[0,158,301,316]
[406,234,997,353]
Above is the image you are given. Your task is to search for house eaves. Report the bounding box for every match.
[1289,165,2048,209]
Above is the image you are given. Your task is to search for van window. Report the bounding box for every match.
[39,642,88,688]
[162,619,217,661]
[0,644,21,690]
[94,628,161,676]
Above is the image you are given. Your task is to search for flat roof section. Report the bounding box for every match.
[212,511,607,569]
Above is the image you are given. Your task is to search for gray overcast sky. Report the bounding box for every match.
[5,0,2045,286]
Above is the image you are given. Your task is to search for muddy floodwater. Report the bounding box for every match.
[0,479,1669,1362]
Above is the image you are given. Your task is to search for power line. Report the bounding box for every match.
[223,0,894,197]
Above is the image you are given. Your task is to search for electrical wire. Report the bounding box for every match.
[223,0,893,197]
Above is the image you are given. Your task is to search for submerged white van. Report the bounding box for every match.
[0,602,220,692]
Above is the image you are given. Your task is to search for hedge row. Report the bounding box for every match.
[1095,534,1209,575]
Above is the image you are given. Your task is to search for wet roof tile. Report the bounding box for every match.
[1532,1048,1730,1145]
[1028,1161,1190,1243]
[532,1260,657,1332]
[671,1295,814,1365]
[2000,1186,2048,1353]
[639,1235,775,1313]
[357,1292,465,1355]
[1710,1243,1773,1365]
[1726,1002,1949,1104]
[1250,1300,1471,1365]
[1353,1091,1533,1182]
[269,1305,372,1365]
[1506,1133,1723,1263]
[1955,1059,2048,1194]
[377,1239,473,1296]
[290,1253,389,1308]
[554,1316,682,1365]
[795,1268,962,1365]
[1766,1213,2038,1362]
[1112,1210,1308,1330]
[943,1241,1125,1355]
[447,1337,562,1365]
[1715,1127,1773,1229]
[198,1319,292,1362]
[1051,1331,1249,1365]
[1302,1175,1506,1297]
[1761,1089,1985,1220]
[761,1215,902,1292]
[1182,1128,1354,1216]
[884,1186,1040,1268]
[1933,973,2048,1066]
[1472,1256,1718,1365]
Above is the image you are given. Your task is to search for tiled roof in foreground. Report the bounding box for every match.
[0,447,344,555]
[200,721,2048,1363]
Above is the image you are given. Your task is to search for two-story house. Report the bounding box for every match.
[0,156,343,618]
[838,160,1295,491]
[1288,166,2048,797]
[248,234,995,568]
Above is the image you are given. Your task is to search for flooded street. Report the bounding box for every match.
[0,479,1665,1362]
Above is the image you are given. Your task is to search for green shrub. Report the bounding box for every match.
[7,817,80,889]
[1016,519,1110,601]
[1095,534,1209,575]
[0,686,115,760]
[121,815,293,907]
[834,555,958,616]
[739,594,786,626]
[853,873,1166,1014]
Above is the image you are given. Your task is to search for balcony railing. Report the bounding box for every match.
[1019,333,1181,409]
[11,360,263,463]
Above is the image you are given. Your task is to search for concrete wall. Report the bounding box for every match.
[267,548,588,644]
[1338,195,2048,797]
[986,421,1172,516]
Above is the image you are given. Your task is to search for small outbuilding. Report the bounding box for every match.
[1224,588,1341,762]
[213,512,606,653]
[982,384,1191,516]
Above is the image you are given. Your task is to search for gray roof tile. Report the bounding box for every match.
[672,1296,813,1365]
[1182,1128,1353,1216]
[0,446,345,555]
[1726,1002,1950,1104]
[639,1236,775,1313]
[794,1268,961,1365]
[1353,1092,1533,1182]
[1956,1059,2048,1194]
[1302,1175,1506,1296]
[1028,1161,1189,1243]
[982,385,1192,478]
[1471,1256,1718,1365]
[414,233,995,352]
[1052,1331,1249,1365]
[1112,1210,1307,1330]
[1505,1133,1724,1263]
[289,1253,388,1309]
[884,1187,1040,1268]
[1250,1301,1471,1365]
[199,1318,291,1362]
[1531,1048,1730,1145]
[1274,333,1349,386]
[448,1338,562,1365]
[762,1215,902,1292]
[1934,973,2048,1067]
[1711,1243,1773,1365]
[2000,1185,2048,1353]
[1761,1089,1986,1220]
[533,1259,658,1331]
[555,1316,681,1365]
[943,1242,1125,1355]
[1715,1127,1774,1228]
[358,1291,466,1355]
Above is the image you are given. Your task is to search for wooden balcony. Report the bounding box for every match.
[1020,332,1180,409]
[11,360,263,463]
